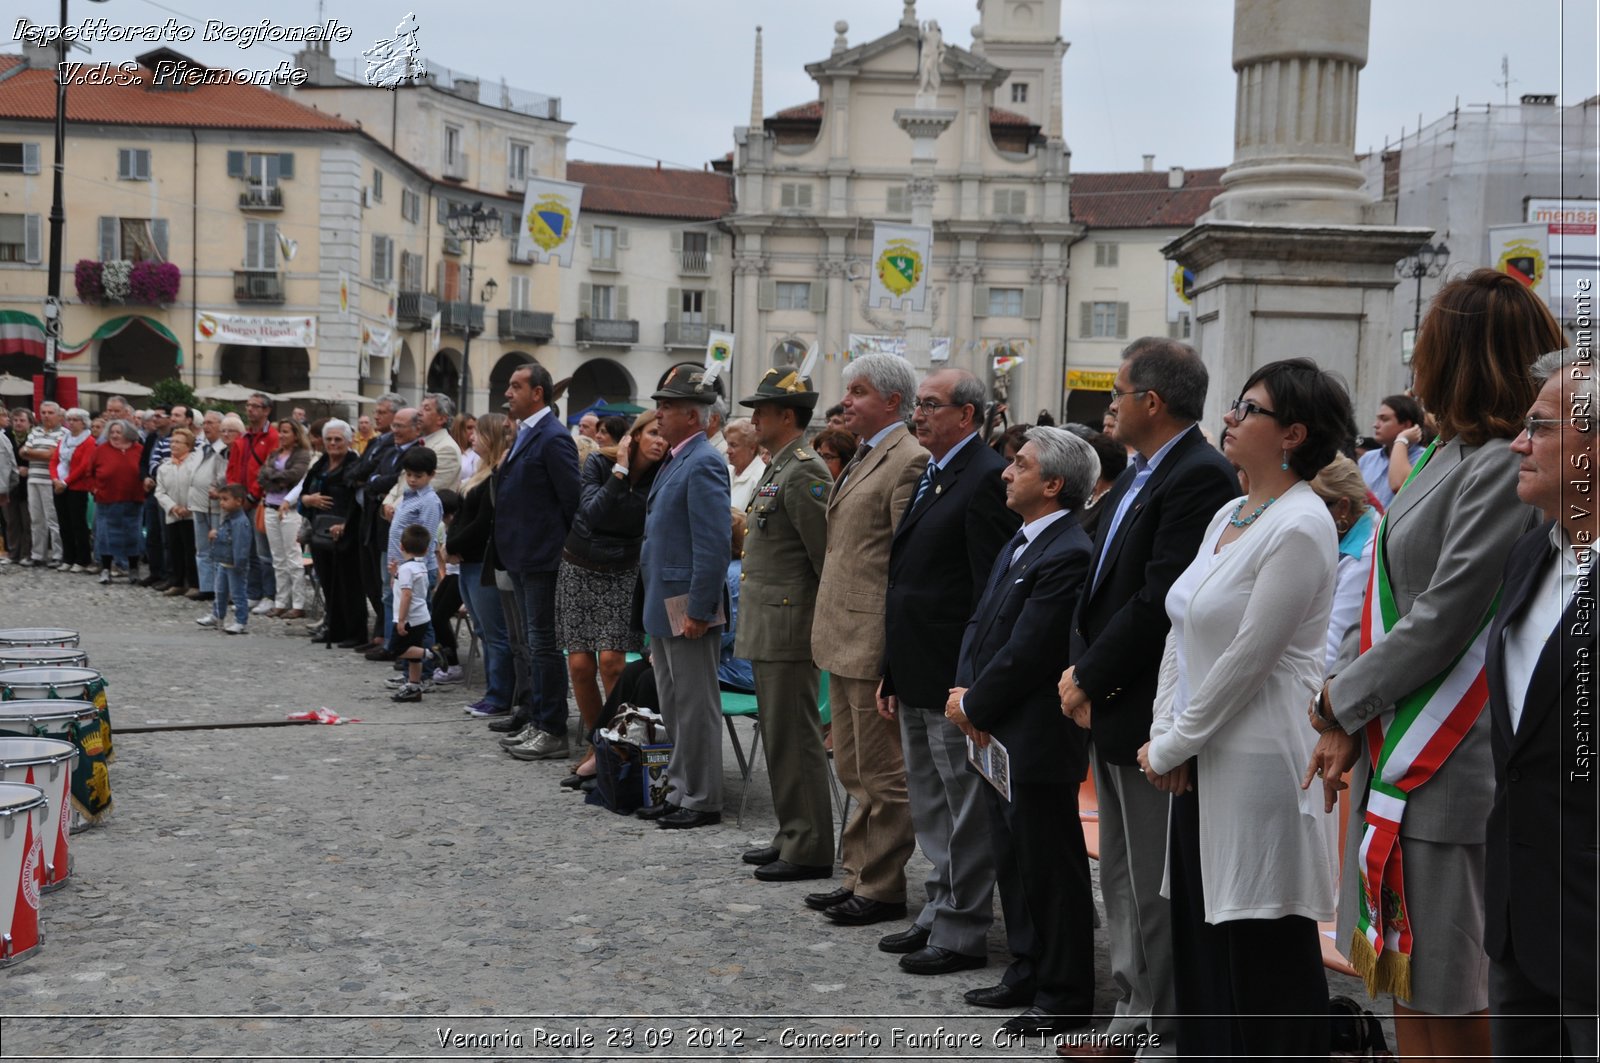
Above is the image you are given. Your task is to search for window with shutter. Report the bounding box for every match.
[23,214,40,264]
[757,279,776,311]
[372,169,383,202]
[987,288,1024,317]
[1080,302,1093,338]
[705,290,719,323]
[809,280,827,311]
[401,251,421,291]
[577,282,592,315]
[0,214,25,262]
[510,275,531,311]
[973,286,991,317]
[593,226,617,267]
[1,143,41,174]
[1089,301,1122,338]
[1022,285,1043,319]
[616,286,629,320]
[666,287,681,323]
[775,282,811,310]
[151,219,169,261]
[617,227,630,249]
[401,189,420,223]
[98,216,118,261]
[886,186,908,214]
[1116,301,1130,338]
[1093,243,1120,267]
[226,151,245,179]
[439,260,461,301]
[707,233,721,254]
[245,221,277,271]
[372,235,394,284]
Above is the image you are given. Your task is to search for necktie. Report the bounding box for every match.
[986,529,1029,600]
[912,461,938,508]
[839,441,872,487]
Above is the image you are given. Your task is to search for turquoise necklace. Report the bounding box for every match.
[1229,495,1276,528]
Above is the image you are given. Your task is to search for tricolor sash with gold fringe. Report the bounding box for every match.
[1350,440,1497,999]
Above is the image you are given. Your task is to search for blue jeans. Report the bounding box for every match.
[459,562,514,709]
[193,512,216,593]
[213,564,249,625]
[510,568,566,737]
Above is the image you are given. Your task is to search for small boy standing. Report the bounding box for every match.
[388,523,435,702]
[198,483,252,634]
[383,446,441,648]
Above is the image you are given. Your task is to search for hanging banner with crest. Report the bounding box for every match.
[1166,260,1195,323]
[514,177,584,267]
[1488,224,1550,300]
[703,330,735,390]
[869,222,932,312]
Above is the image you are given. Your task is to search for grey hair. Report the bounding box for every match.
[104,395,129,411]
[1530,347,1595,415]
[723,417,757,445]
[39,401,61,415]
[941,369,987,418]
[220,413,245,433]
[708,396,728,426]
[322,418,353,441]
[375,392,403,411]
[1026,426,1101,512]
[423,392,456,420]
[681,402,709,429]
[843,352,918,419]
[1122,337,1208,423]
[100,417,139,445]
[64,407,89,424]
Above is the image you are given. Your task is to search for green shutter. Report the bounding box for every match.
[226,151,245,179]
[1116,302,1130,338]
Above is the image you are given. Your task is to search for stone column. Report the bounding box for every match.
[893,113,956,368]
[1164,0,1433,427]
[820,256,850,402]
[1032,261,1067,420]
[950,259,982,379]
[732,252,766,401]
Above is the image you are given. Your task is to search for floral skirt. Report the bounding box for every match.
[555,559,643,654]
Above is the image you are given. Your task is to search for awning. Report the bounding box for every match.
[0,310,184,366]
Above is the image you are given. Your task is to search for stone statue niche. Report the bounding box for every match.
[917,20,944,100]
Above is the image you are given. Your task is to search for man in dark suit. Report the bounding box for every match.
[1056,338,1236,1059]
[1485,347,1598,1060]
[948,426,1099,1038]
[358,406,421,657]
[496,364,580,761]
[877,368,1017,975]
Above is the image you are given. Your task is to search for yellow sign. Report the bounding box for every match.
[1066,370,1116,391]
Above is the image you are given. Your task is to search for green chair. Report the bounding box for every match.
[721,672,845,834]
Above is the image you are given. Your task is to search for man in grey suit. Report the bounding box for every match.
[639,366,733,830]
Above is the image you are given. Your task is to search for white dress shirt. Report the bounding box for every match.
[1502,525,1592,732]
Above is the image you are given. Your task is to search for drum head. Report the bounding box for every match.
[0,649,90,671]
[0,781,46,815]
[0,737,78,770]
[0,629,79,649]
[0,700,99,732]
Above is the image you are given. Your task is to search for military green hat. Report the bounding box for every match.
[650,363,719,404]
[738,365,820,410]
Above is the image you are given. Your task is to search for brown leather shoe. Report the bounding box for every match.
[282,609,305,620]
[163,585,187,597]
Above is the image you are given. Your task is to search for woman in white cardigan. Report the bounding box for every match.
[153,427,203,597]
[1136,358,1354,1058]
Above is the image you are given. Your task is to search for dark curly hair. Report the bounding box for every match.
[1237,358,1356,480]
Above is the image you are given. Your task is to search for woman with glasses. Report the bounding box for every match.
[1136,359,1355,1057]
[1304,269,1565,1060]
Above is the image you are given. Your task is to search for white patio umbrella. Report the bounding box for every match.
[273,389,377,406]
[74,378,154,398]
[194,382,266,403]
[0,372,34,398]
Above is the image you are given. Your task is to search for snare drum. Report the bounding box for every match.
[0,629,80,650]
[0,648,90,672]
[0,668,114,764]
[0,781,47,966]
[0,739,77,892]
[0,701,110,825]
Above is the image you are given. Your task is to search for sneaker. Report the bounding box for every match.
[497,723,539,748]
[64,564,80,574]
[467,701,509,718]
[251,601,274,616]
[84,564,101,575]
[432,665,465,685]
[98,571,112,585]
[223,620,248,635]
[391,683,423,703]
[384,674,433,691]
[506,731,570,761]
[18,558,34,567]
[46,561,61,570]
[195,614,217,627]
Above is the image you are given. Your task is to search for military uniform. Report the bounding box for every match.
[735,367,836,872]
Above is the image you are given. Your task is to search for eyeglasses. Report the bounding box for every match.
[1108,388,1149,405]
[1228,398,1278,421]
[911,399,964,414]
[1523,415,1593,439]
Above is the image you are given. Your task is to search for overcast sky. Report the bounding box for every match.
[11,0,1599,175]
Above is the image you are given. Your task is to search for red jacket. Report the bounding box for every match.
[226,424,279,503]
[88,441,144,504]
[51,434,97,490]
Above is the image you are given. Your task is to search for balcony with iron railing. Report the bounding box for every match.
[678,250,710,275]
[575,318,639,346]
[662,320,723,348]
[497,309,554,343]
[239,183,283,211]
[233,270,284,303]
[397,291,438,330]
[439,300,485,335]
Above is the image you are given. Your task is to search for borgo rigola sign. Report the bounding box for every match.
[195,311,316,348]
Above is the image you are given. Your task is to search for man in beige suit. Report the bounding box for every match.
[809,352,929,926]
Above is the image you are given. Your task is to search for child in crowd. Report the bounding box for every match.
[429,489,464,685]
[387,523,435,702]
[382,446,441,646]
[197,484,252,634]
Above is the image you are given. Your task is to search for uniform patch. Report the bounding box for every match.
[808,480,826,499]
[757,483,781,498]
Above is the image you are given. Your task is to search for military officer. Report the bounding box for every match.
[735,364,837,881]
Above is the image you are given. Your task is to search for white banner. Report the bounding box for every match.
[1488,224,1550,300]
[1526,198,1599,320]
[195,311,316,348]
[703,330,734,389]
[869,222,932,311]
[847,333,950,361]
[514,177,584,267]
[1166,261,1195,323]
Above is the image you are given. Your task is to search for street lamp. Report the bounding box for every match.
[444,202,500,413]
[1396,239,1451,337]
[41,0,113,404]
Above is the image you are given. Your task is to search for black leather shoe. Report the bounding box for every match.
[657,807,721,830]
[742,845,780,866]
[635,802,680,821]
[898,945,987,975]
[753,860,831,882]
[559,773,586,790]
[823,895,907,926]
[335,637,365,649]
[877,924,932,954]
[964,983,1035,1009]
[1000,1007,1089,1036]
[803,887,853,912]
[487,714,531,734]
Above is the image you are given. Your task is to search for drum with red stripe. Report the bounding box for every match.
[0,739,77,892]
[0,629,79,650]
[0,781,47,966]
[0,648,90,672]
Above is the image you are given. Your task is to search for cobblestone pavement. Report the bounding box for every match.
[0,565,1387,1060]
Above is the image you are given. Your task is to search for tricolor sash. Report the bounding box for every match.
[1350,440,1497,999]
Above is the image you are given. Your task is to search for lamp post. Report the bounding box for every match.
[1395,239,1451,337]
[444,202,500,413]
[41,0,113,405]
